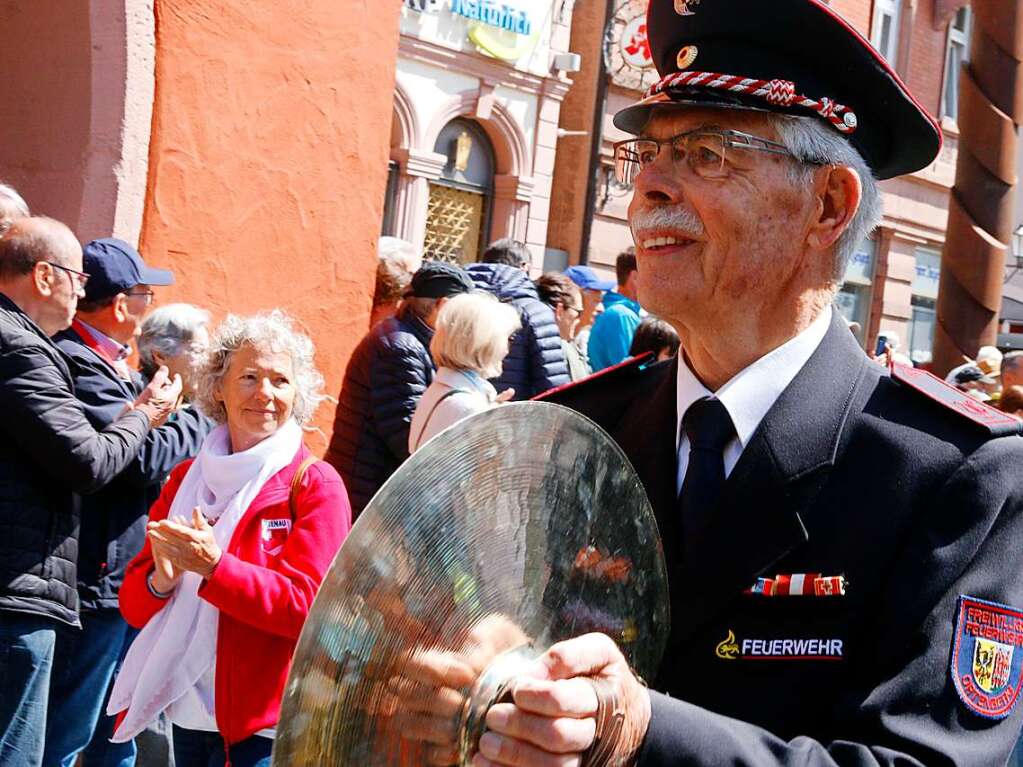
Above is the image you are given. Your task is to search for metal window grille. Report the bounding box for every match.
[423,183,486,265]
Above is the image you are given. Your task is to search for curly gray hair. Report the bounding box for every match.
[195,310,325,426]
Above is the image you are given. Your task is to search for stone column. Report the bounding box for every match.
[932,0,1022,374]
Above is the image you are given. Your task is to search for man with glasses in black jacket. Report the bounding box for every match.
[0,218,181,767]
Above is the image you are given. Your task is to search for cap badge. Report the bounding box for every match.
[676,45,699,70]
[674,0,701,15]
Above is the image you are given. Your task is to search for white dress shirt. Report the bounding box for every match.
[675,306,833,494]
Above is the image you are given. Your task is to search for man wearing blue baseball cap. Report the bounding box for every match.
[44,238,211,767]
[63,238,174,380]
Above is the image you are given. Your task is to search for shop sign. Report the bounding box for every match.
[604,0,660,92]
[404,0,442,11]
[913,248,941,300]
[620,16,653,70]
[842,240,875,287]
[452,0,533,35]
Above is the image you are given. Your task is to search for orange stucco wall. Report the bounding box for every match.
[139,1,402,447]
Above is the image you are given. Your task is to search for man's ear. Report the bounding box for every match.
[806,165,862,252]
[113,294,130,322]
[32,262,55,297]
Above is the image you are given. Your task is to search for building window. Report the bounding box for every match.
[835,237,876,345]
[423,118,495,265]
[870,0,902,63]
[380,161,400,237]
[940,7,972,120]
[909,247,941,364]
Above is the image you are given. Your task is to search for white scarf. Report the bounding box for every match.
[107,419,303,742]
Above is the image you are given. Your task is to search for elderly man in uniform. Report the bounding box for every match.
[469,1,1023,765]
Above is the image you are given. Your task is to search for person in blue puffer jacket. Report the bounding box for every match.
[466,239,569,400]
[325,261,475,518]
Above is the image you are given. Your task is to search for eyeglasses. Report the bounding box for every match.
[126,289,155,306]
[613,128,804,185]
[46,261,90,289]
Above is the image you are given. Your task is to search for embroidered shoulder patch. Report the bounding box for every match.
[951,595,1023,719]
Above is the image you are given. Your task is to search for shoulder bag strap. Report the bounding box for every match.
[409,388,473,453]
[289,454,320,519]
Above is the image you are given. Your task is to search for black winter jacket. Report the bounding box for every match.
[325,307,434,517]
[0,295,151,626]
[466,263,569,399]
[54,327,214,611]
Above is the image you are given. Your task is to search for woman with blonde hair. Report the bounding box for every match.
[408,292,521,452]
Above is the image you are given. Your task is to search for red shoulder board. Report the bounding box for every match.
[532,353,655,402]
[891,363,1023,437]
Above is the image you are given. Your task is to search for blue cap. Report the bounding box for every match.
[564,265,615,292]
[82,238,174,302]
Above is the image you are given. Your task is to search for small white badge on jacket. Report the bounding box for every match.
[261,518,292,556]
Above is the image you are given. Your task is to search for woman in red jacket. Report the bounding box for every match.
[108,311,351,767]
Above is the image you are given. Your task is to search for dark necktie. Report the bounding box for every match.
[679,396,735,561]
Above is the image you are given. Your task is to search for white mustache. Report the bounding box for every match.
[630,207,705,240]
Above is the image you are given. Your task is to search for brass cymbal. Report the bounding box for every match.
[273,402,668,766]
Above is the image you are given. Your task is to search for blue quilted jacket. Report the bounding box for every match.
[325,306,434,517]
[467,263,569,400]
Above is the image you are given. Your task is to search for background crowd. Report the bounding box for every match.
[0,178,672,767]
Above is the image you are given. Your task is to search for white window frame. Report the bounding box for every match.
[940,7,972,120]
[870,0,902,64]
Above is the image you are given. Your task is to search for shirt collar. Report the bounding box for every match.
[676,306,833,448]
[75,319,132,362]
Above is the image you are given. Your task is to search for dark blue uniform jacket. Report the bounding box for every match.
[54,327,213,611]
[541,312,1023,766]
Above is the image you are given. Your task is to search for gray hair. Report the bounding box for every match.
[195,310,325,426]
[138,303,212,377]
[0,183,29,230]
[768,114,883,284]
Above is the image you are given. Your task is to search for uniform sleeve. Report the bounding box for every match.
[524,302,570,398]
[198,463,352,640]
[638,436,1023,766]
[369,338,431,462]
[119,465,188,628]
[0,345,150,493]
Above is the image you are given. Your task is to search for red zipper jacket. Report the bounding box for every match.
[118,444,352,745]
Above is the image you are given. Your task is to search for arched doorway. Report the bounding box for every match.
[423,118,495,264]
